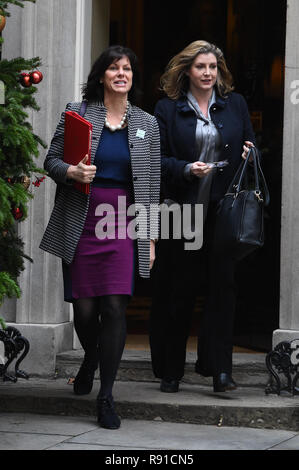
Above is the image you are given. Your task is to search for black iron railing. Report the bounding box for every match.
[0,326,30,382]
[265,340,299,396]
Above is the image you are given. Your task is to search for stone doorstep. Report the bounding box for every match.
[55,350,269,388]
[0,378,299,432]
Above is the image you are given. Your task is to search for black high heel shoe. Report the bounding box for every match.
[213,373,237,392]
[97,395,121,429]
[73,358,98,395]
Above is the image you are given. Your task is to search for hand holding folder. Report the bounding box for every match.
[63,111,93,194]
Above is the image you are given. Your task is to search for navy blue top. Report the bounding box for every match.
[93,126,131,188]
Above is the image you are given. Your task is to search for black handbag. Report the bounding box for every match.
[214,146,270,260]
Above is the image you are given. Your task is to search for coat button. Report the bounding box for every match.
[130,143,134,148]
[135,210,140,215]
[133,176,138,181]
[135,224,139,232]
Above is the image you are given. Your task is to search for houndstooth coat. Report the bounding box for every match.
[39,101,161,278]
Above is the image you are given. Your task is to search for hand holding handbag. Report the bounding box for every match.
[214,146,270,260]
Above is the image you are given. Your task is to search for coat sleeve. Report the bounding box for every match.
[44,102,73,185]
[154,99,191,188]
[149,116,161,240]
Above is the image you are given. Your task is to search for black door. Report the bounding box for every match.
[110,0,287,352]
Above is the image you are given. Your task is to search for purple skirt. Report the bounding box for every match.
[63,187,135,301]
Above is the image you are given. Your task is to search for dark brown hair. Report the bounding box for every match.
[82,45,141,103]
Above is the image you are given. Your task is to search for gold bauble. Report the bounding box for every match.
[21,175,31,190]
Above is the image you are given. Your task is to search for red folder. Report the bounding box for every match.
[64,111,93,194]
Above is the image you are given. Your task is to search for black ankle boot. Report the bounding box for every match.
[213,373,237,392]
[73,358,98,396]
[97,395,121,429]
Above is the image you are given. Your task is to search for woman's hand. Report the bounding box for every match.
[190,161,213,178]
[66,154,97,183]
[150,239,156,270]
[242,141,254,161]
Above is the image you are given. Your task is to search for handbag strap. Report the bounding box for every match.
[226,148,256,193]
[79,100,88,117]
[237,147,260,191]
[227,146,270,206]
[254,148,270,206]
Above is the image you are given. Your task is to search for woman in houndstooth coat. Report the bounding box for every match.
[40,45,160,429]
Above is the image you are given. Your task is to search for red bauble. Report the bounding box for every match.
[30,70,43,84]
[0,14,6,33]
[12,207,23,220]
[20,73,32,88]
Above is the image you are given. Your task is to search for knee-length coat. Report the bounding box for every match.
[39,101,161,278]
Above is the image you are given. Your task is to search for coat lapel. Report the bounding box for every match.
[128,105,148,178]
[84,102,106,165]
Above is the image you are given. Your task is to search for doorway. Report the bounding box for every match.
[109,0,287,352]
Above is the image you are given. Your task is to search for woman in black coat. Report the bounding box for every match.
[149,40,255,393]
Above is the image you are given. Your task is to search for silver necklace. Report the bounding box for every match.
[104,102,129,131]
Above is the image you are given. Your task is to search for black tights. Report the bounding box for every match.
[73,295,129,398]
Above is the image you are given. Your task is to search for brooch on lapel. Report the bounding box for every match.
[136,129,145,139]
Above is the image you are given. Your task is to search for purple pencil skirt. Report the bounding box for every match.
[63,186,135,301]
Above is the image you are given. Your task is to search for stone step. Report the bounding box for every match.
[0,377,298,432]
[55,349,269,388]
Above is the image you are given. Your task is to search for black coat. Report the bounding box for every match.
[154,91,255,204]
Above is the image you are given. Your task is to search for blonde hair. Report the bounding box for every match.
[160,40,234,100]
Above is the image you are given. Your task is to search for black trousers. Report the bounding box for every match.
[149,203,237,380]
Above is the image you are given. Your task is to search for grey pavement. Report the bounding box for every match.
[0,412,299,451]
[1,350,299,452]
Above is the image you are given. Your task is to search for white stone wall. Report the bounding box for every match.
[274,0,299,346]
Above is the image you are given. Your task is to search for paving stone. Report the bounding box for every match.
[270,435,299,450]
[0,412,98,435]
[47,443,150,450]
[0,414,298,451]
[66,419,297,451]
[0,431,70,450]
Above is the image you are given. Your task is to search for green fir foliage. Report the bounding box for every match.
[0,56,46,178]
[0,0,35,13]
[0,1,36,46]
[0,271,21,304]
[0,0,47,324]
